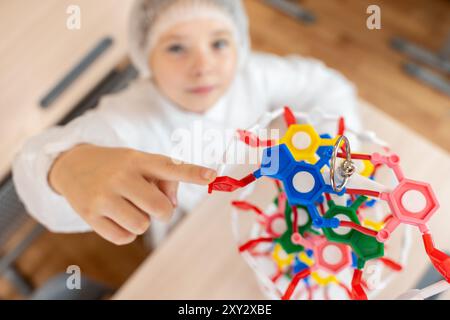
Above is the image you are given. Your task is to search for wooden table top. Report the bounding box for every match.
[114,102,450,300]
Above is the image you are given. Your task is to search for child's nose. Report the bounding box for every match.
[191,49,214,77]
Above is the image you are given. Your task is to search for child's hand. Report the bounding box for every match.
[48,144,217,245]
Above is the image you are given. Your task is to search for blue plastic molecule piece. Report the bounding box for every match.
[317,134,334,161]
[351,252,358,268]
[293,256,309,274]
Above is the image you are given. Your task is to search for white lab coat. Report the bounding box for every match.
[12,52,362,239]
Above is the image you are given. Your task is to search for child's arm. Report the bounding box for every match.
[46,144,215,245]
[12,98,216,245]
[251,52,362,134]
[12,109,123,234]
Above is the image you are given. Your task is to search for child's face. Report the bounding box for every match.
[149,18,238,113]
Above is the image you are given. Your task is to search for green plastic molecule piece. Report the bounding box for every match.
[276,230,304,254]
[275,197,318,254]
[352,232,384,263]
[322,196,384,263]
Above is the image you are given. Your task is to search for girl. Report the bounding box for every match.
[13,0,361,246]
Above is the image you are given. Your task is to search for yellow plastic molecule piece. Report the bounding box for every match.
[272,243,294,270]
[311,271,338,286]
[279,124,337,163]
[359,159,375,177]
[363,219,384,231]
[298,252,315,267]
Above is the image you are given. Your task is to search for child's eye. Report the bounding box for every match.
[212,39,229,50]
[167,44,186,54]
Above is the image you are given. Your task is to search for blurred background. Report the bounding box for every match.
[0,0,449,299]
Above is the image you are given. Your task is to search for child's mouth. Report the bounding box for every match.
[188,85,217,95]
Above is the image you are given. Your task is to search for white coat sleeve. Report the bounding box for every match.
[12,97,130,233]
[253,52,363,135]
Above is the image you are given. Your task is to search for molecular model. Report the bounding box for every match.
[208,106,450,300]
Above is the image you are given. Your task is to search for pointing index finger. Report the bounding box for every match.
[139,153,217,185]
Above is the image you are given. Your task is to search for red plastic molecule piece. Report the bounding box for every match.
[281,269,311,300]
[346,188,381,198]
[292,205,299,233]
[383,214,394,224]
[339,221,378,238]
[208,174,256,193]
[337,117,347,153]
[351,269,367,300]
[378,257,403,272]
[237,129,275,148]
[233,198,287,238]
[307,285,314,300]
[231,201,265,216]
[271,269,283,283]
[422,232,450,282]
[337,282,353,299]
[318,202,326,215]
[337,152,372,161]
[283,106,297,127]
[275,180,283,192]
[238,237,274,252]
[338,117,346,136]
[248,248,271,257]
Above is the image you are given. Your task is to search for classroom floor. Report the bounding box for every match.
[1,0,449,299]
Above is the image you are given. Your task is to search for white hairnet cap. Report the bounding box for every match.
[128,0,251,78]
